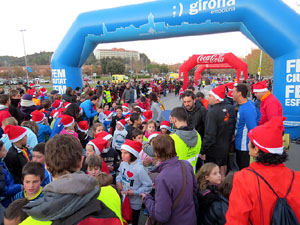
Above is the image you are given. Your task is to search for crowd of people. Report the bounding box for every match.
[0,76,299,225]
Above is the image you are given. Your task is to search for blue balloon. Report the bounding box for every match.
[51,0,300,138]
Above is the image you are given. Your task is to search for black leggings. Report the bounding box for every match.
[131,209,140,225]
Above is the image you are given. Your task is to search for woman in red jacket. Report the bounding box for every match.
[226,117,300,225]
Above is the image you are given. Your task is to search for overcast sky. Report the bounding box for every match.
[1,0,299,64]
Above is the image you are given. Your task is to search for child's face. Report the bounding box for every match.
[160,128,167,134]
[87,166,101,177]
[23,174,41,196]
[86,145,96,158]
[0,145,7,159]
[122,108,128,113]
[147,123,156,133]
[127,120,132,125]
[116,124,124,131]
[116,109,122,117]
[121,150,131,162]
[112,103,116,108]
[32,151,45,164]
[135,117,142,126]
[205,166,222,185]
[104,105,109,111]
[17,135,27,147]
[94,126,104,135]
[133,134,143,144]
[106,138,112,148]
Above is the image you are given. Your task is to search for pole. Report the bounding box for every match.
[258,49,263,80]
[20,29,29,83]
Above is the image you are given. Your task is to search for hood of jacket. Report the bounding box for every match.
[0,104,8,110]
[173,126,198,147]
[23,171,99,221]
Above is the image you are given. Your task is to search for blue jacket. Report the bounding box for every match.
[50,117,63,138]
[0,160,22,207]
[37,123,52,143]
[144,157,197,225]
[80,100,97,120]
[41,166,52,187]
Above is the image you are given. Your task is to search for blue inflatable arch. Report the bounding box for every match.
[51,0,300,138]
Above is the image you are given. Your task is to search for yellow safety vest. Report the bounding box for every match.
[20,186,123,225]
[104,90,112,103]
[171,132,202,173]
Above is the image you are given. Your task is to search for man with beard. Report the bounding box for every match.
[182,90,207,140]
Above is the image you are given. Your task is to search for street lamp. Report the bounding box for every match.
[20,29,29,83]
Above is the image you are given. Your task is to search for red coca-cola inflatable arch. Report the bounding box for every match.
[194,63,234,85]
[179,53,248,90]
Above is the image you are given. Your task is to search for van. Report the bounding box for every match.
[112,74,128,83]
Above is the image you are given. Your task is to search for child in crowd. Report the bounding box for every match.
[59,114,78,138]
[49,109,59,129]
[140,132,160,172]
[13,162,44,201]
[132,128,144,144]
[125,114,132,127]
[92,122,105,138]
[112,119,128,152]
[41,99,52,123]
[122,103,130,116]
[4,125,31,184]
[159,120,171,134]
[0,141,22,207]
[116,140,152,225]
[103,111,114,133]
[98,108,106,124]
[86,154,102,177]
[95,173,113,187]
[143,120,157,142]
[4,198,29,225]
[126,113,142,140]
[110,102,117,112]
[110,106,124,134]
[30,110,52,143]
[77,120,92,149]
[32,143,53,187]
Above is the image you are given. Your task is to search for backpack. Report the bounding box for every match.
[247,168,300,225]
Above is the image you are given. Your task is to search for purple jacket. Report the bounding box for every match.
[144,157,197,225]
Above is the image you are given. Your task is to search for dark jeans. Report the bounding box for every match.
[131,209,140,225]
[236,150,250,170]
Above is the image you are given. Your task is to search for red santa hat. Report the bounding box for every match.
[248,117,286,155]
[160,120,171,131]
[30,110,45,123]
[87,138,108,155]
[77,120,89,133]
[4,125,27,143]
[148,131,161,142]
[227,91,233,99]
[40,87,47,94]
[117,119,126,129]
[134,106,146,112]
[252,80,268,93]
[59,115,74,128]
[50,109,59,119]
[210,84,227,101]
[63,102,71,108]
[143,110,153,122]
[29,83,35,87]
[125,114,131,122]
[95,131,112,141]
[57,108,66,118]
[104,111,114,119]
[121,140,143,158]
[52,100,63,109]
[79,107,83,115]
[27,89,36,96]
[122,103,129,110]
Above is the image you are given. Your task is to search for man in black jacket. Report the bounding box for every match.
[182,91,207,140]
[200,85,230,178]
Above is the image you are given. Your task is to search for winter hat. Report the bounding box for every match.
[95,131,112,141]
[143,110,153,122]
[27,89,36,96]
[148,131,161,142]
[160,121,171,131]
[29,83,35,88]
[77,120,89,133]
[252,80,268,93]
[135,106,146,112]
[52,100,62,109]
[87,138,108,155]
[59,115,74,128]
[248,117,286,155]
[226,82,236,91]
[117,119,126,128]
[57,108,66,118]
[79,107,83,115]
[210,84,227,101]
[63,102,71,108]
[40,87,47,94]
[125,114,131,122]
[4,125,27,143]
[121,139,143,158]
[227,91,233,99]
[50,109,59,119]
[30,110,45,123]
[22,94,33,101]
[122,103,129,110]
[104,111,113,119]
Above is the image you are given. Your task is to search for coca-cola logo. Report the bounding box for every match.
[197,54,225,63]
